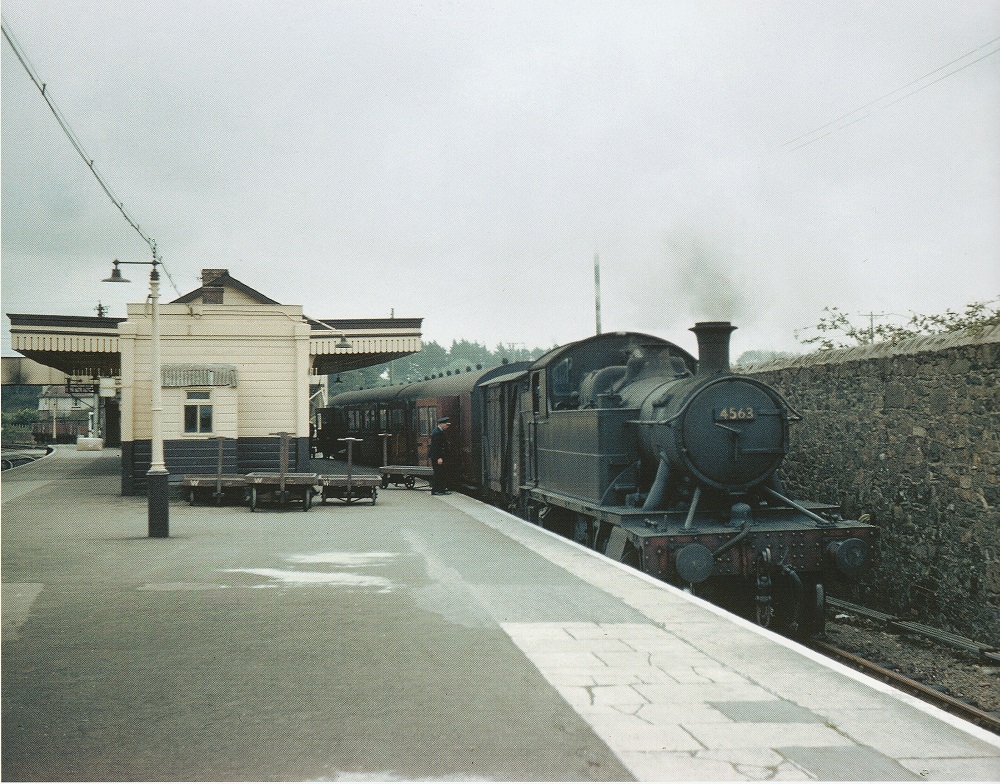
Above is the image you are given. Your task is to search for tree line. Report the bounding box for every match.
[329,338,551,390]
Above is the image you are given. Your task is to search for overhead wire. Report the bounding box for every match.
[1,15,181,296]
[783,35,1000,151]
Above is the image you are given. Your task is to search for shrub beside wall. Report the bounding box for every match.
[745,326,1000,644]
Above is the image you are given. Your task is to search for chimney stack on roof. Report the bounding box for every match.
[201,269,228,285]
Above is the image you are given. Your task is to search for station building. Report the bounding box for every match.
[7,269,421,494]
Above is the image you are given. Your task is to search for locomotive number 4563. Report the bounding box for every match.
[715,407,755,421]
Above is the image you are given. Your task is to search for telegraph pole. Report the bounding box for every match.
[594,253,602,335]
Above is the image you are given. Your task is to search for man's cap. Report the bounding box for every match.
[437,417,451,424]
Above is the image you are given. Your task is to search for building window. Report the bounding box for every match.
[184,390,213,433]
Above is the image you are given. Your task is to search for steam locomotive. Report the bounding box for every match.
[317,322,878,636]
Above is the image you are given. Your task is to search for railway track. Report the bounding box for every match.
[827,597,1000,664]
[813,599,1000,735]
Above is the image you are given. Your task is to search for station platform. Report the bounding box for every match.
[3,446,999,781]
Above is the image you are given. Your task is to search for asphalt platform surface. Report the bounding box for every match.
[3,447,999,781]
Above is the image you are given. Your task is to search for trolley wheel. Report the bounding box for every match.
[188,489,196,505]
[371,487,378,505]
[302,488,313,511]
[277,489,289,506]
[381,475,389,489]
[249,486,258,512]
[405,476,416,489]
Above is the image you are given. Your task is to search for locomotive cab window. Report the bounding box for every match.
[184,390,213,434]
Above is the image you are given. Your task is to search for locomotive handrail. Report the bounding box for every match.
[764,486,832,526]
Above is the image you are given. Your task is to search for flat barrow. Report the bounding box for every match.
[179,474,248,505]
[318,473,379,505]
[379,465,434,489]
[245,472,319,511]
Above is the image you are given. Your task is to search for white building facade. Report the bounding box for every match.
[8,269,422,493]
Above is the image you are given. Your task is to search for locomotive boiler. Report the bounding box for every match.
[321,322,878,636]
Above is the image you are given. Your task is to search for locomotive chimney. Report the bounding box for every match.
[691,321,737,376]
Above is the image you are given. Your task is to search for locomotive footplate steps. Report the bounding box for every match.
[379,464,434,489]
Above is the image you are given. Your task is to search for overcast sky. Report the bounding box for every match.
[3,1,998,361]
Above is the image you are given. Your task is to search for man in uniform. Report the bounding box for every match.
[429,416,451,495]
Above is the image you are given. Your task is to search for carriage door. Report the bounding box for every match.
[524,370,545,485]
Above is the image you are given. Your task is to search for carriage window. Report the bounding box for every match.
[428,406,437,430]
[392,409,403,429]
[531,372,543,414]
[184,390,213,433]
[419,407,429,435]
[379,409,387,430]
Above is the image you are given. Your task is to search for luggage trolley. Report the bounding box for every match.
[246,432,318,511]
[318,437,379,504]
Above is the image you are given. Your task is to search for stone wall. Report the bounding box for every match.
[744,326,1000,644]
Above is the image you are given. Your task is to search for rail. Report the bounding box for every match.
[827,597,1000,664]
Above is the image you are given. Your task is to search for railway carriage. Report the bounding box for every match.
[318,363,531,489]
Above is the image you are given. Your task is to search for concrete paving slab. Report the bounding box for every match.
[778,745,922,781]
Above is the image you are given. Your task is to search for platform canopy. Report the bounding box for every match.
[6,314,124,378]
[308,317,423,375]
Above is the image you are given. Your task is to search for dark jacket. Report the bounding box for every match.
[429,425,447,464]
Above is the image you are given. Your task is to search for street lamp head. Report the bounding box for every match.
[103,260,130,283]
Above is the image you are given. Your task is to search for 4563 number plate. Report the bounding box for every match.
[714,407,755,422]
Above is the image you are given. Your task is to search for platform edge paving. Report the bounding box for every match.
[443,493,1000,782]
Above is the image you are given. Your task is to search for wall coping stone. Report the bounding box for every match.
[741,324,1000,373]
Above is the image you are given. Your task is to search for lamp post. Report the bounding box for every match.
[104,252,169,537]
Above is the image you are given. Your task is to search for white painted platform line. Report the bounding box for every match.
[503,621,833,781]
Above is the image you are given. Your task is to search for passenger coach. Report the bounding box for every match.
[316,362,530,489]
